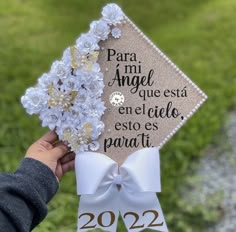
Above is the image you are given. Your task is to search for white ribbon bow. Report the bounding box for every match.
[75,147,168,232]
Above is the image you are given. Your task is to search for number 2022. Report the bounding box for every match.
[79,209,164,230]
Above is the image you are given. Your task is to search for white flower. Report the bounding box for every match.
[87,99,106,118]
[76,33,99,54]
[37,73,53,91]
[50,61,69,80]
[61,111,81,126]
[111,28,121,39]
[80,97,105,119]
[21,87,48,115]
[61,74,81,92]
[56,123,77,141]
[82,72,104,97]
[39,108,62,130]
[85,79,104,98]
[102,3,124,25]
[73,69,94,86]
[89,20,110,41]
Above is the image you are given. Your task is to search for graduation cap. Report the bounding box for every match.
[21,3,207,165]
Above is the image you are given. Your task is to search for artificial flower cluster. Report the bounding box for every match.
[21,3,124,152]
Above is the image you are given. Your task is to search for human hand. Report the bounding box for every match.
[25,130,75,180]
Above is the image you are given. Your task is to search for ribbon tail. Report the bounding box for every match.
[119,191,168,232]
[77,185,119,232]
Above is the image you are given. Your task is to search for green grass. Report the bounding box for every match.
[0,0,236,231]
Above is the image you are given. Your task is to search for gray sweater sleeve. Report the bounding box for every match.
[0,158,59,232]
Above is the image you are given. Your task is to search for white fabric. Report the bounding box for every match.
[75,147,168,232]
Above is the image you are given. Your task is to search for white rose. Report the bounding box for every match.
[51,61,69,80]
[89,20,110,41]
[37,73,53,91]
[76,33,99,54]
[102,3,124,25]
[39,108,62,130]
[21,87,48,115]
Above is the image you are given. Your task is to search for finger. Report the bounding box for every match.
[60,152,75,164]
[54,141,70,150]
[39,130,58,144]
[55,164,63,180]
[62,160,75,174]
[37,140,54,150]
[50,143,69,159]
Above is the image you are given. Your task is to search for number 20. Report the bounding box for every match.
[79,211,115,229]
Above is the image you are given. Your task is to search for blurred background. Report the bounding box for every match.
[0,0,236,231]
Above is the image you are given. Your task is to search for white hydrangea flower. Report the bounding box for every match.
[102,3,124,25]
[21,87,48,115]
[89,20,110,41]
[111,28,122,39]
[76,33,99,54]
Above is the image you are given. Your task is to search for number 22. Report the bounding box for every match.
[124,210,164,230]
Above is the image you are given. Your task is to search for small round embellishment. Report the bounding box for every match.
[109,91,125,107]
[111,28,121,39]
